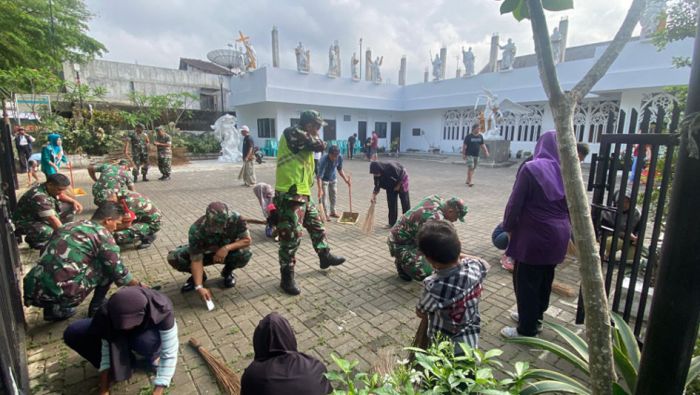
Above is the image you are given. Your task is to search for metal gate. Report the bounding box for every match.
[577,104,681,338]
[0,118,28,394]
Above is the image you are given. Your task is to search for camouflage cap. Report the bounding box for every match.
[155,126,164,131]
[204,202,229,232]
[117,159,130,166]
[299,110,328,127]
[445,197,468,222]
[135,123,145,129]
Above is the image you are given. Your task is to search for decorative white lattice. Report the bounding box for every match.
[442,109,479,140]
[640,92,681,126]
[573,100,620,143]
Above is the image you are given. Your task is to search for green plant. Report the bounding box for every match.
[506,313,700,394]
[326,339,534,394]
[172,132,221,154]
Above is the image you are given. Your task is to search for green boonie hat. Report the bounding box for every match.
[205,202,229,232]
[446,197,468,222]
[300,110,328,127]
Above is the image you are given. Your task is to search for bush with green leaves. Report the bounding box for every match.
[325,339,534,394]
[171,132,221,154]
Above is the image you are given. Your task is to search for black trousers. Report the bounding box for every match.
[513,262,555,336]
[386,189,410,226]
[17,146,32,173]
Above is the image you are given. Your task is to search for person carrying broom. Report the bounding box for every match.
[316,144,351,220]
[274,110,346,295]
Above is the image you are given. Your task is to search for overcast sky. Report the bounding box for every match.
[84,0,637,84]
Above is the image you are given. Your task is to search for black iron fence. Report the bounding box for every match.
[577,103,681,338]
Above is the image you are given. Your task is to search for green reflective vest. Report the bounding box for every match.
[275,132,315,196]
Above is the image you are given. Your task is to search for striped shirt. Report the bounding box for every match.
[416,257,487,350]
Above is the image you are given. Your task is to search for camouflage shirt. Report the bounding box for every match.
[283,126,326,154]
[126,131,149,155]
[23,220,133,307]
[390,195,446,245]
[13,183,60,226]
[92,163,134,205]
[188,211,250,261]
[120,191,162,224]
[155,133,172,158]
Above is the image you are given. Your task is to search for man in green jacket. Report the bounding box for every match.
[274,110,345,295]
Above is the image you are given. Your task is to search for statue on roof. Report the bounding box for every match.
[328,40,341,77]
[640,0,668,38]
[499,38,516,71]
[351,52,360,80]
[236,31,257,71]
[431,53,442,81]
[462,46,475,77]
[295,42,310,73]
[551,27,562,64]
[371,56,383,83]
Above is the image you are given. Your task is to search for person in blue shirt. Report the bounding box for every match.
[316,145,351,219]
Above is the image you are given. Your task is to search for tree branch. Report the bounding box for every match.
[571,0,647,99]
[526,0,566,103]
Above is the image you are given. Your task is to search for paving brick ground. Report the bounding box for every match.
[21,157,588,394]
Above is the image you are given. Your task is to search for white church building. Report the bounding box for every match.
[230,37,693,162]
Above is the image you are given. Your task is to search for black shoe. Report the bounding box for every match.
[181,274,207,293]
[142,175,149,182]
[133,176,138,183]
[222,271,236,288]
[158,175,165,180]
[397,268,412,282]
[161,176,170,181]
[280,268,300,295]
[319,251,345,269]
[138,235,156,250]
[43,306,77,322]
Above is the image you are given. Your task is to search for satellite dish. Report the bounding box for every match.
[207,47,245,74]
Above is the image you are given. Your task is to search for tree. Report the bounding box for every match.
[499,0,647,394]
[0,0,105,71]
[653,0,698,67]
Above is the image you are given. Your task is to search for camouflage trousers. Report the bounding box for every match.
[24,264,112,310]
[131,151,149,178]
[167,245,252,274]
[158,155,171,177]
[388,240,433,281]
[114,220,161,245]
[17,202,75,249]
[273,193,329,269]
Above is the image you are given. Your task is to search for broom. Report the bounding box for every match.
[189,338,241,395]
[409,316,429,363]
[361,200,376,235]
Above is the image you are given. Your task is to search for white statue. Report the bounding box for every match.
[550,27,562,64]
[499,38,516,71]
[431,53,442,81]
[295,42,310,73]
[328,40,340,77]
[212,114,242,162]
[351,52,360,80]
[371,56,383,83]
[462,46,475,77]
[475,88,531,140]
[640,0,667,38]
[237,31,257,71]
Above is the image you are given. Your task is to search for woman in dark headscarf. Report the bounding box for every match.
[499,131,571,338]
[241,312,332,395]
[369,161,411,227]
[63,287,179,395]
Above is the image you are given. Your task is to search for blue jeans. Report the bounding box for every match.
[64,319,161,370]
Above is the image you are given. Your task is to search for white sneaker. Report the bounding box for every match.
[510,311,519,323]
[500,326,521,338]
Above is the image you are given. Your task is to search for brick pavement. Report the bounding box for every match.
[21,157,587,394]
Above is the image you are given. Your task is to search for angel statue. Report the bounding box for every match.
[212,114,242,162]
[475,88,530,140]
[431,53,442,81]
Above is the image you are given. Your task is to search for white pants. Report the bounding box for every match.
[321,180,338,214]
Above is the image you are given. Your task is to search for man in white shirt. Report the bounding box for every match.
[14,127,35,173]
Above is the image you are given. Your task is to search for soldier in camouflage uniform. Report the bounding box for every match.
[123,123,151,182]
[154,126,172,181]
[104,190,162,249]
[274,110,346,296]
[13,174,83,250]
[388,195,468,281]
[23,203,143,321]
[167,202,252,303]
[88,160,135,206]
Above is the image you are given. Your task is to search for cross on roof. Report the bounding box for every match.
[236,31,250,44]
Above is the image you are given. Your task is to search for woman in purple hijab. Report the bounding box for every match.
[241,312,332,395]
[500,131,571,338]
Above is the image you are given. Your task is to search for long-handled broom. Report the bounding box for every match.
[189,338,241,395]
[409,316,429,363]
[361,200,376,235]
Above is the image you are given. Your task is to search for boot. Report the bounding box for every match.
[221,264,236,288]
[181,273,207,293]
[395,262,412,282]
[280,267,300,295]
[142,174,149,182]
[319,250,346,269]
[138,234,157,250]
[43,305,77,322]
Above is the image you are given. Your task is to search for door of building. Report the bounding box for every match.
[323,120,337,141]
[390,122,401,153]
[358,121,367,143]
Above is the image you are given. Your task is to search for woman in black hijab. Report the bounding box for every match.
[370,161,411,227]
[241,312,332,395]
[63,287,178,395]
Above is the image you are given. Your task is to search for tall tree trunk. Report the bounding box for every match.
[523,0,647,392]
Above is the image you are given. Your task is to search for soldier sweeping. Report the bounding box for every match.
[388,195,468,281]
[274,110,345,295]
[88,159,135,206]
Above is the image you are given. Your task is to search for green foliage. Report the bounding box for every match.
[122,92,198,131]
[499,0,574,21]
[171,132,221,154]
[652,0,698,68]
[0,67,62,98]
[326,339,534,394]
[505,313,700,394]
[35,112,124,155]
[0,0,106,71]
